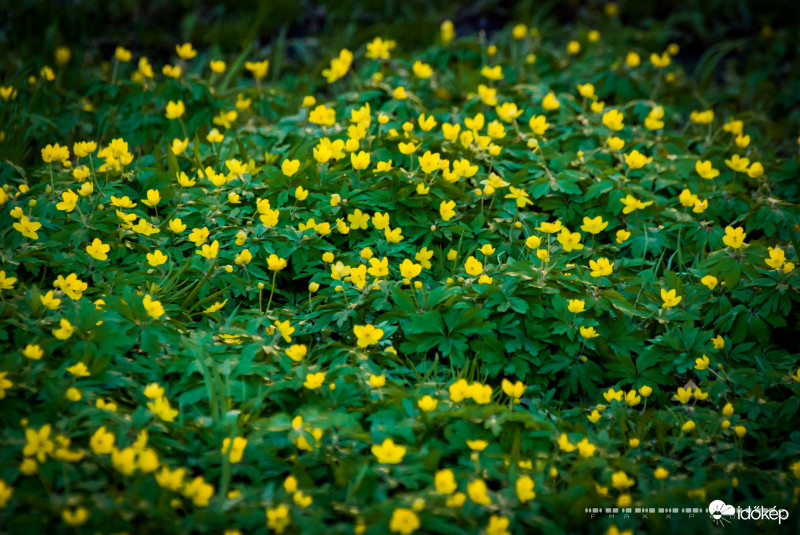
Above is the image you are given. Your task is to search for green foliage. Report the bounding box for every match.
[1,4,800,535]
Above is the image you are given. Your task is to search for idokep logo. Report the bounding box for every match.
[708,499,790,526]
[708,500,736,526]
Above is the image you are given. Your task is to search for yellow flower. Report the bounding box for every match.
[399,259,422,281]
[681,420,696,433]
[625,391,641,407]
[0,480,13,507]
[466,439,488,452]
[351,150,370,170]
[417,150,441,174]
[142,295,165,319]
[23,424,54,462]
[481,65,503,81]
[725,154,750,172]
[765,247,786,269]
[370,212,390,230]
[0,271,16,292]
[56,189,79,212]
[577,438,596,457]
[266,504,290,534]
[144,383,164,399]
[452,158,478,177]
[516,475,536,502]
[528,114,549,136]
[62,507,89,527]
[308,104,336,127]
[466,479,492,505]
[580,326,599,339]
[695,160,720,179]
[541,92,560,111]
[89,426,115,454]
[245,59,269,80]
[0,86,18,101]
[602,109,624,131]
[304,371,326,390]
[165,100,185,120]
[501,379,525,398]
[620,194,653,214]
[267,254,288,271]
[567,299,585,313]
[322,49,352,83]
[292,185,308,201]
[346,209,369,230]
[747,162,764,178]
[354,324,384,348]
[435,468,457,494]
[141,249,168,268]
[22,343,44,360]
[611,471,635,490]
[13,216,42,240]
[412,60,433,79]
[390,508,419,535]
[111,446,136,475]
[712,335,725,349]
[418,395,438,412]
[209,59,226,73]
[558,434,576,452]
[147,396,179,422]
[607,136,624,150]
[281,159,300,177]
[53,318,75,340]
[368,374,386,388]
[155,466,185,491]
[183,475,214,507]
[576,83,595,98]
[722,226,746,249]
[372,438,406,464]
[368,257,389,278]
[581,216,608,234]
[525,235,542,249]
[650,51,671,68]
[284,344,307,363]
[589,257,614,277]
[695,354,710,370]
[505,186,532,207]
[221,437,248,463]
[557,229,583,252]
[439,200,456,221]
[464,256,483,276]
[624,150,647,169]
[674,387,693,404]
[85,238,110,261]
[495,102,524,123]
[196,240,219,259]
[175,42,197,60]
[203,300,227,314]
[660,288,682,309]
[536,220,562,234]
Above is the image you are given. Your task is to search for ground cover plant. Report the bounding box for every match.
[1,2,800,534]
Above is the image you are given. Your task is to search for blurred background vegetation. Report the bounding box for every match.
[1,0,799,154]
[4,0,799,54]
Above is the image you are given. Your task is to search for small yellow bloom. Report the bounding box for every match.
[303,372,326,390]
[165,100,185,120]
[372,438,406,464]
[660,288,682,309]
